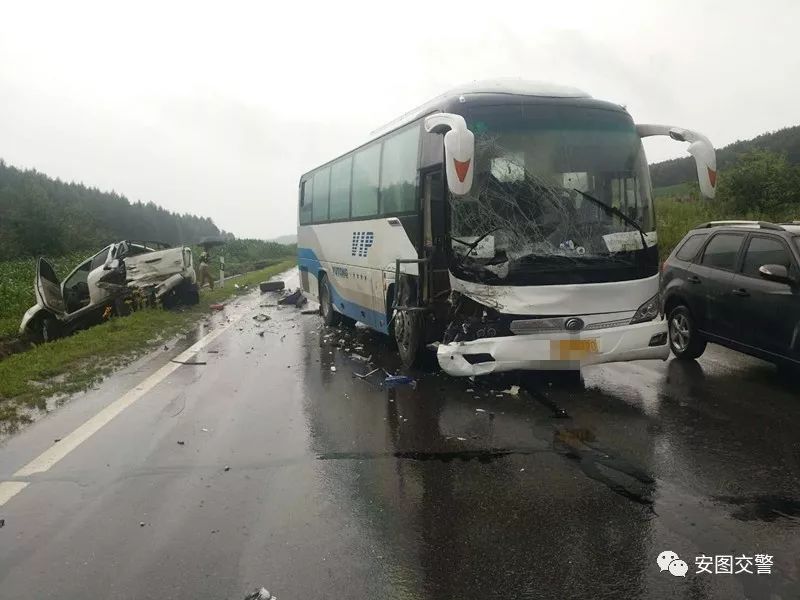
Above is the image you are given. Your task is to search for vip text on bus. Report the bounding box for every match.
[297,80,716,376]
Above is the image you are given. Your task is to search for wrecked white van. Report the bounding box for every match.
[20,241,198,342]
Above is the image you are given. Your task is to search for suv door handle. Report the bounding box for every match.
[687,275,701,284]
[732,288,749,297]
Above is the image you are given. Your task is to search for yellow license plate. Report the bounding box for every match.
[550,339,598,360]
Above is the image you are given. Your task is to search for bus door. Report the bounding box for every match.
[422,169,449,300]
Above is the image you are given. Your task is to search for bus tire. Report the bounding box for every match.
[319,274,341,327]
[393,278,423,369]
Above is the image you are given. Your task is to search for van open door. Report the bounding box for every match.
[35,257,66,315]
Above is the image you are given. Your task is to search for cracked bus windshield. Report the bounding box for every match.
[451,105,657,285]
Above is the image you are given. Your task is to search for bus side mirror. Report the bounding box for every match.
[424,113,474,197]
[637,124,717,199]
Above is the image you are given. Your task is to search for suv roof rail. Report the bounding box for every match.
[696,220,785,231]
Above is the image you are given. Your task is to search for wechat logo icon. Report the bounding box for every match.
[657,550,689,577]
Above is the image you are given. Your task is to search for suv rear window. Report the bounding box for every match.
[700,233,744,271]
[675,233,708,261]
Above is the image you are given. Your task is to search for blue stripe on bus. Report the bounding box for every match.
[297,247,389,334]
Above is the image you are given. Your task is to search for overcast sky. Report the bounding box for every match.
[1,1,798,239]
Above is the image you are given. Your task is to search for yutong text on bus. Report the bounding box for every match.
[297,79,717,376]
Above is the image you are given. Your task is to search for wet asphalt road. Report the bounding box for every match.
[0,270,799,599]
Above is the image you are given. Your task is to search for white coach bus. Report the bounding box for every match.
[297,80,716,376]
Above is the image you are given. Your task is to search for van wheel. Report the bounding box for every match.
[41,316,61,343]
[668,305,706,359]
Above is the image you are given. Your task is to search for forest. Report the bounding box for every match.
[650,124,800,189]
[0,160,226,259]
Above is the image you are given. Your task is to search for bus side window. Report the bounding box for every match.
[299,179,313,224]
[312,167,331,222]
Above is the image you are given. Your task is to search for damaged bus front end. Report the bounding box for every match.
[424,84,716,376]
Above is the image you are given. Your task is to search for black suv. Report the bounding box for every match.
[661,221,800,368]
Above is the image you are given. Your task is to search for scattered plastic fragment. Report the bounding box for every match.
[350,353,370,363]
[384,375,417,389]
[257,331,265,337]
[201,428,209,432]
[139,522,146,527]
[177,441,185,445]
[330,366,337,372]
[252,314,271,322]
[301,308,320,315]
[224,465,231,472]
[502,385,521,396]
[456,437,467,441]
[475,408,486,413]
[210,303,225,311]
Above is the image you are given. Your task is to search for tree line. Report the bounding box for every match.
[0,160,226,259]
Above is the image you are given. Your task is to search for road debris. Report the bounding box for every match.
[384,375,417,389]
[350,353,371,363]
[259,281,285,293]
[177,440,185,445]
[139,522,146,527]
[476,408,486,413]
[171,359,207,366]
[502,385,521,396]
[354,367,381,379]
[210,303,225,311]
[257,331,265,337]
[244,588,276,600]
[295,294,308,308]
[0,518,5,528]
[330,366,337,372]
[278,289,304,305]
[300,308,320,315]
[201,428,209,432]
[252,314,271,322]
[224,465,231,472]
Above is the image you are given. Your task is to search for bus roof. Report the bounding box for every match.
[370,79,592,138]
[301,79,626,181]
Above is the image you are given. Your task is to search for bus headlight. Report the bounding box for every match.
[630,294,660,324]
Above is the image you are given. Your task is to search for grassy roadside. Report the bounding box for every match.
[0,259,295,429]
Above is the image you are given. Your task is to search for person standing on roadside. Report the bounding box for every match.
[198,249,214,289]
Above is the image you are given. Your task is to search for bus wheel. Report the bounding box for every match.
[319,274,341,327]
[393,279,422,368]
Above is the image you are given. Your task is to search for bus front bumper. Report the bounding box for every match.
[436,319,669,376]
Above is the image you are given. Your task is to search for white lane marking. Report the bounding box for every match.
[0,481,29,506]
[11,306,250,481]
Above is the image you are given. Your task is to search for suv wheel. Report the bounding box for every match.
[668,305,706,360]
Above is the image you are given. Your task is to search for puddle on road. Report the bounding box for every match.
[714,494,800,523]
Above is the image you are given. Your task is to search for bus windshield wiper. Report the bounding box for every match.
[571,188,648,249]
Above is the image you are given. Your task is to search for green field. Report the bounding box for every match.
[0,250,93,338]
[0,260,295,429]
[653,182,693,199]
[654,198,715,259]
